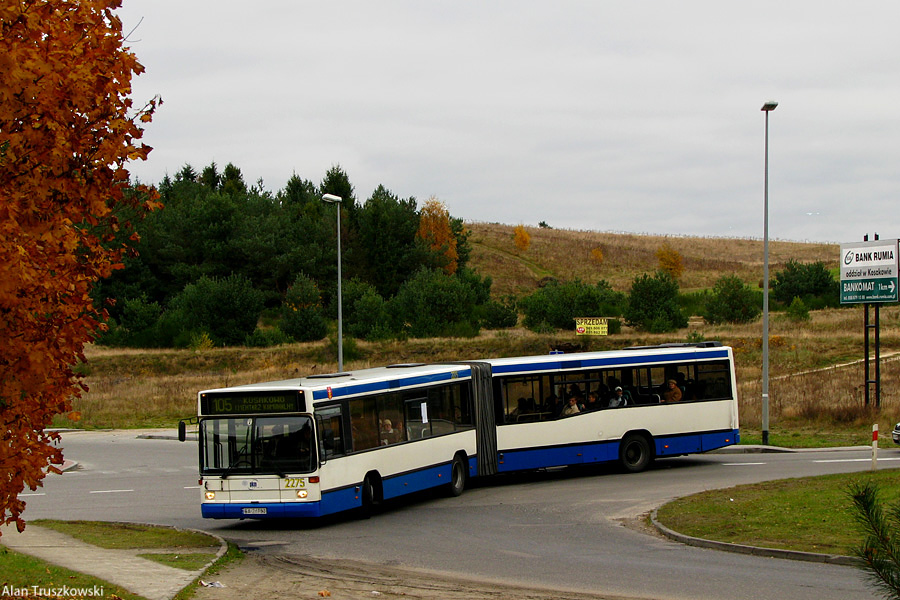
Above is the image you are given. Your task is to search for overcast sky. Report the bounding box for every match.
[117,1,900,244]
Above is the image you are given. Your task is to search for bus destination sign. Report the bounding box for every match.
[840,240,899,304]
[200,391,304,416]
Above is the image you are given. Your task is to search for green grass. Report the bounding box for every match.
[0,546,147,600]
[656,469,900,555]
[739,425,877,448]
[33,520,219,550]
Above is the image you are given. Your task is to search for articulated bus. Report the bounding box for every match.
[180,343,738,519]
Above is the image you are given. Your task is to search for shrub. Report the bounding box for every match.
[625,271,687,333]
[168,274,264,346]
[520,279,625,332]
[348,286,392,340]
[478,297,519,329]
[703,275,762,324]
[280,273,328,342]
[772,260,840,308]
[785,296,811,322]
[513,224,531,251]
[386,268,480,338]
[245,327,292,347]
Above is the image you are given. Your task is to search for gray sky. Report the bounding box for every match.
[117,1,900,243]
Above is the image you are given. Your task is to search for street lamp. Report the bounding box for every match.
[322,193,344,373]
[761,100,777,446]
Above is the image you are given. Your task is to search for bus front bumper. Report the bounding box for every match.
[201,502,324,519]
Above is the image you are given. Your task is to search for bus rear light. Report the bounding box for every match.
[297,490,308,499]
[309,476,320,483]
[205,491,216,500]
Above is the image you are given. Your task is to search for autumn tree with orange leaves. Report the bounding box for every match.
[416,197,459,274]
[0,0,159,534]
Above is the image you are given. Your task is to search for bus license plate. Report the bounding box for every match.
[242,507,267,515]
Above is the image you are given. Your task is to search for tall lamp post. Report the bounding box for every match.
[322,193,344,373]
[761,100,777,446]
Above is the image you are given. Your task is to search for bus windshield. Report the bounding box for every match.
[200,416,314,476]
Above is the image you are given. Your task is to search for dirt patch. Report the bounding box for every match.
[192,552,634,600]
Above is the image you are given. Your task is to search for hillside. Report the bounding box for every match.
[466,222,838,297]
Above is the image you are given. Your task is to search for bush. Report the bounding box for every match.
[167,274,265,346]
[348,286,392,340]
[625,271,687,333]
[386,268,481,338]
[478,297,519,329]
[785,296,811,322]
[244,327,292,347]
[280,273,328,342]
[703,275,762,324]
[520,279,625,332]
[772,260,840,308]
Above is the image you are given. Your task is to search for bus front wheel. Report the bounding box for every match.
[619,434,653,473]
[447,455,467,497]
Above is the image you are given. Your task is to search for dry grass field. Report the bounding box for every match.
[467,221,837,296]
[65,223,899,447]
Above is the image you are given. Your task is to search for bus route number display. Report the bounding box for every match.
[201,391,303,415]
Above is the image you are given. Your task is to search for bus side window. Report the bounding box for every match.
[317,406,345,458]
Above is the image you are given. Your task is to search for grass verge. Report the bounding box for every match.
[1,521,241,600]
[0,546,147,600]
[655,469,900,556]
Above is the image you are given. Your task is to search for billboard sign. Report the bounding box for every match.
[574,317,608,336]
[840,240,899,304]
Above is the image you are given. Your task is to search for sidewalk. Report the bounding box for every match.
[0,523,227,600]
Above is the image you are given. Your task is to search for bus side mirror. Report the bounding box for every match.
[178,420,187,442]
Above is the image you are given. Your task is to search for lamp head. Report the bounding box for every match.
[761,101,778,112]
[322,194,342,203]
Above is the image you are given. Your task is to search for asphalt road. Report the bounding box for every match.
[19,430,899,600]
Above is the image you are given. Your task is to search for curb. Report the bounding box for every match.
[649,509,861,566]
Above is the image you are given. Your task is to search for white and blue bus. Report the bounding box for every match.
[180,342,739,519]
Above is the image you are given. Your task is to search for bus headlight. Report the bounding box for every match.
[205,491,216,500]
[297,490,308,499]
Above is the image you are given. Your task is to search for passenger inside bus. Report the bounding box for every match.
[662,380,682,402]
[608,386,628,408]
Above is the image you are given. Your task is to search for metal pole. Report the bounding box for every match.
[335,204,343,372]
[322,194,344,373]
[761,103,776,446]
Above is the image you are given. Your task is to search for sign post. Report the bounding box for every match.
[840,240,899,304]
[841,238,899,407]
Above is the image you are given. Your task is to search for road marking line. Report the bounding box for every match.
[814,457,900,464]
[184,486,201,489]
[89,489,134,494]
[19,493,46,497]
[722,462,766,466]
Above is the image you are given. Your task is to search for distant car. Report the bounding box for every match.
[893,423,900,444]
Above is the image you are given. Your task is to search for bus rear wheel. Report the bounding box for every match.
[447,455,467,497]
[619,434,652,473]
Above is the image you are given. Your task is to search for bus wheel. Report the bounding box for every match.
[359,474,379,518]
[447,455,467,497]
[619,434,652,473]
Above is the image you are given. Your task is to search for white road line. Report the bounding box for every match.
[814,457,900,464]
[19,493,46,497]
[89,489,134,494]
[184,486,202,489]
[722,462,767,466]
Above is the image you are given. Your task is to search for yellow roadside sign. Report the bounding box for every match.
[574,317,608,336]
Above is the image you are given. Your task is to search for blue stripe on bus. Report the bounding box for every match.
[311,369,472,401]
[203,457,478,519]
[490,349,730,375]
[202,502,325,519]
[495,428,739,472]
